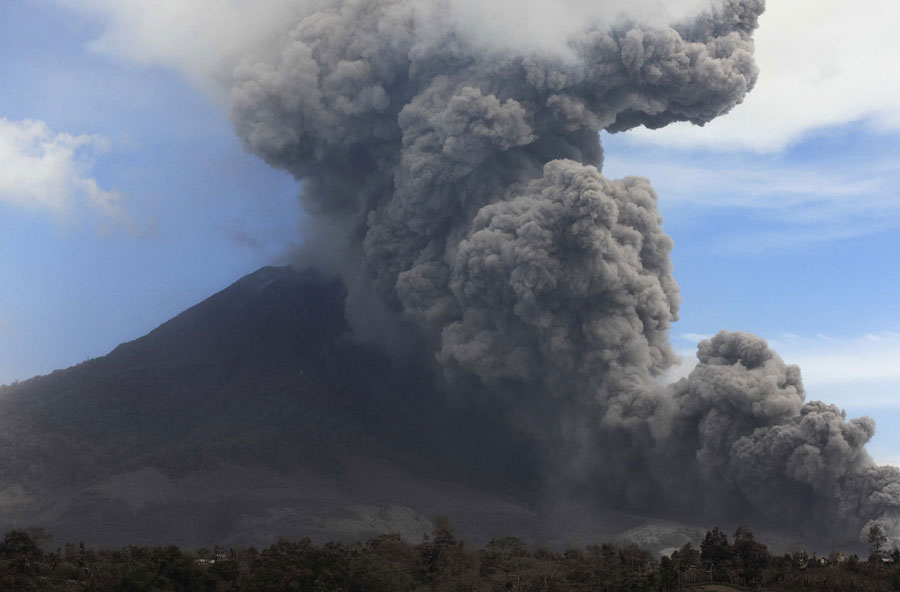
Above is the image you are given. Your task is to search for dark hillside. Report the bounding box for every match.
[0,266,540,494]
[0,266,691,550]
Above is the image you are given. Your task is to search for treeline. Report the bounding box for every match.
[1,521,899,591]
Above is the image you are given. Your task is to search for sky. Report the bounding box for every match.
[1,1,900,463]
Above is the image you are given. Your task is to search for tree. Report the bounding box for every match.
[431,516,456,547]
[659,556,678,590]
[701,528,733,583]
[671,542,700,574]
[869,524,888,556]
[485,537,527,558]
[700,527,731,566]
[733,526,770,585]
[0,530,43,560]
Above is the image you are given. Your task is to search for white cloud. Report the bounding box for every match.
[605,155,896,209]
[656,351,697,386]
[602,149,900,250]
[769,332,900,409]
[677,332,712,344]
[445,0,716,55]
[54,0,714,89]
[623,0,900,151]
[0,117,123,216]
[54,0,900,152]
[666,331,900,410]
[52,0,304,96]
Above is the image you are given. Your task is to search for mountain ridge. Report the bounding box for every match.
[0,265,578,548]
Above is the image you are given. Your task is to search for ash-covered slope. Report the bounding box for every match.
[0,267,866,554]
[0,266,552,547]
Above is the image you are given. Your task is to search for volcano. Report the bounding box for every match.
[0,266,674,550]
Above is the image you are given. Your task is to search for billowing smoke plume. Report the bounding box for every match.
[661,332,900,542]
[227,0,900,546]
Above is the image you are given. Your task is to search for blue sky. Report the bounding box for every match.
[2,1,900,463]
[0,1,302,385]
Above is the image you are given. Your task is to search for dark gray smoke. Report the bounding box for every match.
[661,332,900,543]
[227,0,900,546]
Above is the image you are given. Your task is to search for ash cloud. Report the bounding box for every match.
[659,332,899,542]
[226,0,900,546]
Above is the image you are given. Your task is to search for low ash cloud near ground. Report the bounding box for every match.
[223,0,900,546]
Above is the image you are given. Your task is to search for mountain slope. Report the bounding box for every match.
[0,266,572,547]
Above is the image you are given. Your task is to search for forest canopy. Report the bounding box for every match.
[2,522,900,591]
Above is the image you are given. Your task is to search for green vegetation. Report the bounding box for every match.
[1,521,899,591]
